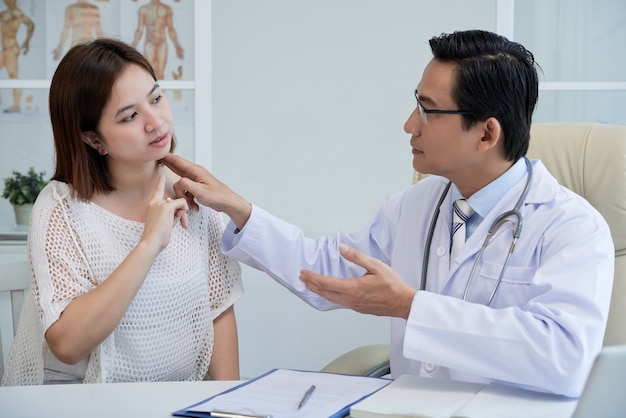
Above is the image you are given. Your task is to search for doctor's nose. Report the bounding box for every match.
[404,107,422,135]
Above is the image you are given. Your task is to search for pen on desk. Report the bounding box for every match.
[210,410,272,418]
[297,384,316,410]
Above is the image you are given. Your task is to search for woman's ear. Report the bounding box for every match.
[81,131,107,155]
[477,117,502,152]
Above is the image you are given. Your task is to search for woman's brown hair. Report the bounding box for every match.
[49,37,176,200]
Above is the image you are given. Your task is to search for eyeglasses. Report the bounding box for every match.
[414,89,471,124]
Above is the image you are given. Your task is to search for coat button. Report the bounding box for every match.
[436,246,446,256]
[424,362,435,372]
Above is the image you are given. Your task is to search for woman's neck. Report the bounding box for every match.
[91,162,166,222]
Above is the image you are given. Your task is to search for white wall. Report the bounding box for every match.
[210,0,497,378]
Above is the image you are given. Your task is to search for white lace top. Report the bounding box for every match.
[2,181,242,385]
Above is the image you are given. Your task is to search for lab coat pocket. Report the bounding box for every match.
[465,260,536,306]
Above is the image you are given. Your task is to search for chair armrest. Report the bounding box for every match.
[320,344,391,377]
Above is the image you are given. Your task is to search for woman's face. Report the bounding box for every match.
[96,64,173,165]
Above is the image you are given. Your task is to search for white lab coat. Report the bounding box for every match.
[222,160,614,397]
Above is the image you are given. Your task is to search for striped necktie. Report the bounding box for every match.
[451,199,474,263]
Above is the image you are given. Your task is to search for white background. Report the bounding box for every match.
[209,0,496,378]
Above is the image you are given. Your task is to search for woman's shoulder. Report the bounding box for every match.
[33,181,72,210]
[28,181,77,255]
[30,180,88,233]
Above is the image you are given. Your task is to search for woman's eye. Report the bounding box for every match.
[152,94,162,104]
[122,112,138,122]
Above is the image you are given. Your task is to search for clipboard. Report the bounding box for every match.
[172,368,391,418]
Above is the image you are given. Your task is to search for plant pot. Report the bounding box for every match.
[13,203,33,226]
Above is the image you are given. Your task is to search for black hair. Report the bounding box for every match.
[429,30,540,161]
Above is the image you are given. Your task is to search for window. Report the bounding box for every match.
[502,0,626,124]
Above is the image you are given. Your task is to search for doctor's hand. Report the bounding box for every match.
[161,153,252,231]
[299,244,417,320]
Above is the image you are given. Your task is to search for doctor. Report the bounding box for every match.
[163,30,614,397]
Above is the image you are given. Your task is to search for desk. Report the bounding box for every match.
[0,380,241,418]
[0,378,581,418]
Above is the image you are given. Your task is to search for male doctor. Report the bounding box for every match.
[163,30,614,397]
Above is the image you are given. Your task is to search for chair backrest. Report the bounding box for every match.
[0,260,30,381]
[528,122,626,346]
[413,122,626,345]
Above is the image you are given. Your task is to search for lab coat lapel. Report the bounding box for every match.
[446,162,538,277]
[444,160,559,295]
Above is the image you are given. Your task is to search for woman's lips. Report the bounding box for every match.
[150,133,169,147]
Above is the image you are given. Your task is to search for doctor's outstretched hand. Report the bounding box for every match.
[161,153,252,231]
[299,244,417,320]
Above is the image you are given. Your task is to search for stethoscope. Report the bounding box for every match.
[420,157,533,306]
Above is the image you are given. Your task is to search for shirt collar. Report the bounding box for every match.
[451,158,528,220]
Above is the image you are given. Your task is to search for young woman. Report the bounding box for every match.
[2,38,242,385]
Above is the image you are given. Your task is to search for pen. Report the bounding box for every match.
[297,384,316,410]
[210,410,272,418]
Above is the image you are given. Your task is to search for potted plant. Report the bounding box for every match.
[2,167,48,226]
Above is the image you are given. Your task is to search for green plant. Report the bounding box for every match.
[2,167,48,205]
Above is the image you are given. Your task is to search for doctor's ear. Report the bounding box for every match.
[478,117,502,151]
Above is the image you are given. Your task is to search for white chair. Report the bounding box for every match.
[0,260,30,381]
[320,344,390,377]
[528,122,626,346]
[322,122,626,376]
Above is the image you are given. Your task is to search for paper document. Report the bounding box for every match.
[459,383,577,418]
[350,374,484,418]
[350,374,577,418]
[172,368,391,418]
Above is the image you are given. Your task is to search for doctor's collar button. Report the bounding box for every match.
[424,362,435,372]
[436,246,446,256]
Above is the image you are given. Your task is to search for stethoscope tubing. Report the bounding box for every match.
[420,157,533,305]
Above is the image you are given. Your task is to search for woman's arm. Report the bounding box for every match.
[207,305,240,380]
[45,175,189,364]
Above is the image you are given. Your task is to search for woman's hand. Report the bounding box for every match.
[141,173,189,252]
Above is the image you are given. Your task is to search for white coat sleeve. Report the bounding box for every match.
[221,205,356,310]
[221,203,399,311]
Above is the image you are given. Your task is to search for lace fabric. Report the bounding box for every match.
[2,181,242,385]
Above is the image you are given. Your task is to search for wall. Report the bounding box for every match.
[210,0,497,378]
[0,0,498,379]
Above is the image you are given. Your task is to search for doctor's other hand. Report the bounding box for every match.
[299,244,417,320]
[161,153,252,231]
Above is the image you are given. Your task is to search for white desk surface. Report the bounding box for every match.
[0,380,241,418]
